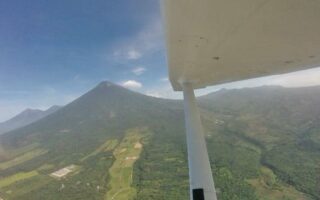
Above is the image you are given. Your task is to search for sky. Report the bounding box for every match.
[0,0,320,122]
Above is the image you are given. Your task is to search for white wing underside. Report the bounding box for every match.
[162,0,320,90]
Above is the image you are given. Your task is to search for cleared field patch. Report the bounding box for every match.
[248,166,312,200]
[0,174,52,199]
[105,128,150,200]
[134,142,142,149]
[8,143,40,157]
[50,165,79,179]
[0,149,48,170]
[0,143,40,162]
[0,171,38,188]
[80,139,118,162]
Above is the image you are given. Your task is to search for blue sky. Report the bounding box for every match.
[1,0,320,122]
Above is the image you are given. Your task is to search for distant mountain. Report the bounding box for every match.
[199,85,320,131]
[0,81,186,200]
[0,82,319,200]
[0,105,61,135]
[199,86,320,199]
[0,81,182,156]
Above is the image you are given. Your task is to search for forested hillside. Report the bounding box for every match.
[199,86,320,199]
[0,82,319,200]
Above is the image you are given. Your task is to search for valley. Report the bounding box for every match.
[0,82,319,199]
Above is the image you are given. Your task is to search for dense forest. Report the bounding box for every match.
[0,82,319,199]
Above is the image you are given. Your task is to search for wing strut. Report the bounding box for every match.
[182,82,218,200]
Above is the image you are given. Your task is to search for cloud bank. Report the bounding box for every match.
[121,80,143,89]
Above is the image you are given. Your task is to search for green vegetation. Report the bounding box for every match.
[0,149,48,170]
[37,164,55,172]
[0,83,319,199]
[0,151,114,200]
[106,128,149,200]
[200,86,320,199]
[5,143,40,158]
[133,118,190,199]
[247,167,311,200]
[0,171,38,188]
[0,175,52,199]
[80,139,118,162]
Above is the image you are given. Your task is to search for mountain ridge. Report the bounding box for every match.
[0,81,320,199]
[0,105,62,135]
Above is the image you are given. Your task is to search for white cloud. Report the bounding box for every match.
[143,82,182,99]
[143,67,320,99]
[145,91,162,98]
[265,68,320,87]
[127,50,142,60]
[160,77,169,82]
[111,18,164,61]
[73,74,81,81]
[121,80,143,89]
[187,67,320,96]
[132,67,146,75]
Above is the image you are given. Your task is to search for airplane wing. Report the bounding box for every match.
[161,1,320,200]
[162,0,320,90]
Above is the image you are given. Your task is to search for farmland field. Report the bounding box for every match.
[105,128,150,200]
[0,149,48,170]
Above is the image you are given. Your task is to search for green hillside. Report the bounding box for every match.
[0,82,319,199]
[199,86,320,199]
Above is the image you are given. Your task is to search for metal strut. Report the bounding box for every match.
[182,82,217,200]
